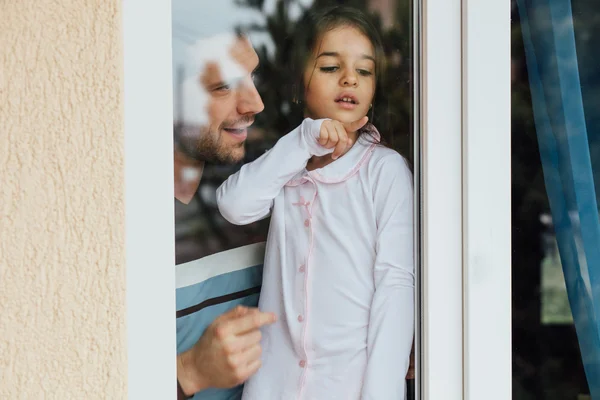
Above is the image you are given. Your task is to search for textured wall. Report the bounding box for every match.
[0,1,127,398]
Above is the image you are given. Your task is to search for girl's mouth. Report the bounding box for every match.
[336,97,357,104]
[335,93,359,104]
[335,94,359,110]
[335,93,359,109]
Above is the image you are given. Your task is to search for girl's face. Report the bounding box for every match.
[303,26,376,124]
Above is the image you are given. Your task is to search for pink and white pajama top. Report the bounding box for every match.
[217,118,414,400]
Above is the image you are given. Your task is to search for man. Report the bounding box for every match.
[173,32,276,399]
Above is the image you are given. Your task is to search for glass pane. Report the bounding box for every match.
[172,0,418,398]
[512,0,600,398]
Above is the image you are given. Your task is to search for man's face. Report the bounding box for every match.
[176,36,264,164]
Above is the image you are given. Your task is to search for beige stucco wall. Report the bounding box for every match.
[0,1,127,398]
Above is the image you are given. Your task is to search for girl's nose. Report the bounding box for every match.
[341,72,358,87]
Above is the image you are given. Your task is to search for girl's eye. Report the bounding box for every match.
[358,69,373,76]
[320,66,339,73]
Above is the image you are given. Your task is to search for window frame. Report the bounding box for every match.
[123,1,177,398]
[418,0,464,397]
[461,0,512,399]
[121,0,512,398]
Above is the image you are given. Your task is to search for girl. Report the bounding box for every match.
[217,6,414,399]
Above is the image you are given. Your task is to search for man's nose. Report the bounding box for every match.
[237,78,265,115]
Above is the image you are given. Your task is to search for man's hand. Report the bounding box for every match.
[319,116,369,160]
[177,306,277,396]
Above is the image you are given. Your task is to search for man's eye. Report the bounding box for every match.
[320,66,339,73]
[214,84,231,92]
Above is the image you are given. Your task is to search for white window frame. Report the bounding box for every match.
[461,0,512,399]
[419,0,464,397]
[123,1,177,398]
[420,0,511,398]
[122,0,512,398]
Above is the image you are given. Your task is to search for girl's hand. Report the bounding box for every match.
[318,117,369,160]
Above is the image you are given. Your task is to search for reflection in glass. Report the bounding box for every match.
[173,0,414,263]
[173,0,415,398]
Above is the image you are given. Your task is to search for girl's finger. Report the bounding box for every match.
[332,122,348,159]
[319,121,330,145]
[325,124,339,149]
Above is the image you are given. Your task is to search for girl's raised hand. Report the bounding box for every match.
[318,116,369,160]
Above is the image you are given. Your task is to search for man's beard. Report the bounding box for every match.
[174,123,246,164]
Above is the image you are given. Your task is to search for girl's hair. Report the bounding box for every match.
[286,6,386,144]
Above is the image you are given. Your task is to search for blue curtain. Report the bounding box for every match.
[517,0,600,395]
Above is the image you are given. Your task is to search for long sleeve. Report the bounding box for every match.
[361,154,415,400]
[217,118,331,225]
